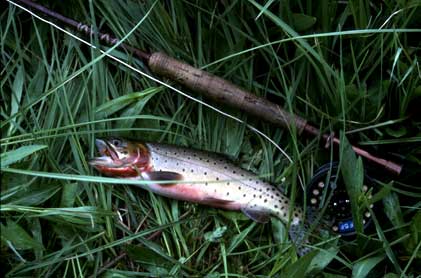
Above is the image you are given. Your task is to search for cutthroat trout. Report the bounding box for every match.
[89,138,310,254]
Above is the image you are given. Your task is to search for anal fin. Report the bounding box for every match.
[241,205,270,223]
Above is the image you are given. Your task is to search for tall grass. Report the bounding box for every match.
[1,0,420,277]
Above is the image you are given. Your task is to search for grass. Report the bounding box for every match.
[1,0,421,277]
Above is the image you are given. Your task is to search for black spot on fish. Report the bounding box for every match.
[253,194,256,198]
[243,194,246,197]
[283,212,287,217]
[276,193,280,197]
[224,166,227,169]
[226,192,229,196]
[264,199,267,203]
[204,172,207,175]
[259,189,263,192]
[205,182,208,186]
[165,160,168,163]
[274,205,278,208]
[191,169,194,173]
[266,188,270,191]
[255,181,259,184]
[182,169,185,172]
[216,177,219,181]
[227,182,230,185]
[233,171,236,174]
[259,195,262,199]
[238,186,241,190]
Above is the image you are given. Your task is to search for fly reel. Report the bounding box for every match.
[308,162,375,236]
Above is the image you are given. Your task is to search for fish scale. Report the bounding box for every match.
[89,138,311,255]
[146,143,303,225]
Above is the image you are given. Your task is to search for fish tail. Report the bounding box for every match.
[288,207,319,256]
[288,222,312,256]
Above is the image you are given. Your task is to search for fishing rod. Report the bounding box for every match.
[14,0,403,176]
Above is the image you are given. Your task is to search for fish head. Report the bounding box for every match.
[89,137,151,177]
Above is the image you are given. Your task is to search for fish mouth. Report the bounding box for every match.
[88,138,120,167]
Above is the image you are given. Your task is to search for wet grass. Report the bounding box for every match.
[1,0,421,277]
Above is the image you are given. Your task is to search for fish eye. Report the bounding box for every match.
[112,139,121,147]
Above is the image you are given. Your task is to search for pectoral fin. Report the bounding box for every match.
[204,196,233,203]
[241,205,270,223]
[141,171,183,185]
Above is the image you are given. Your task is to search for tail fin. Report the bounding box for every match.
[288,222,312,256]
[288,207,320,256]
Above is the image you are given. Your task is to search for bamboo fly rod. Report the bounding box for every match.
[14,0,403,175]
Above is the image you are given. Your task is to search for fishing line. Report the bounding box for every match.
[7,0,295,167]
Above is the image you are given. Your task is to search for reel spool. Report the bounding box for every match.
[308,162,375,236]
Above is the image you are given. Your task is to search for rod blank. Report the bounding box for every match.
[148,52,402,175]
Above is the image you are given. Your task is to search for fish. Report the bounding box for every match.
[89,137,311,254]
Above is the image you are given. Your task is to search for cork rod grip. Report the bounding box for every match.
[148,52,308,133]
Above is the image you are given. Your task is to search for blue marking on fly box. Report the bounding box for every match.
[338,220,355,233]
